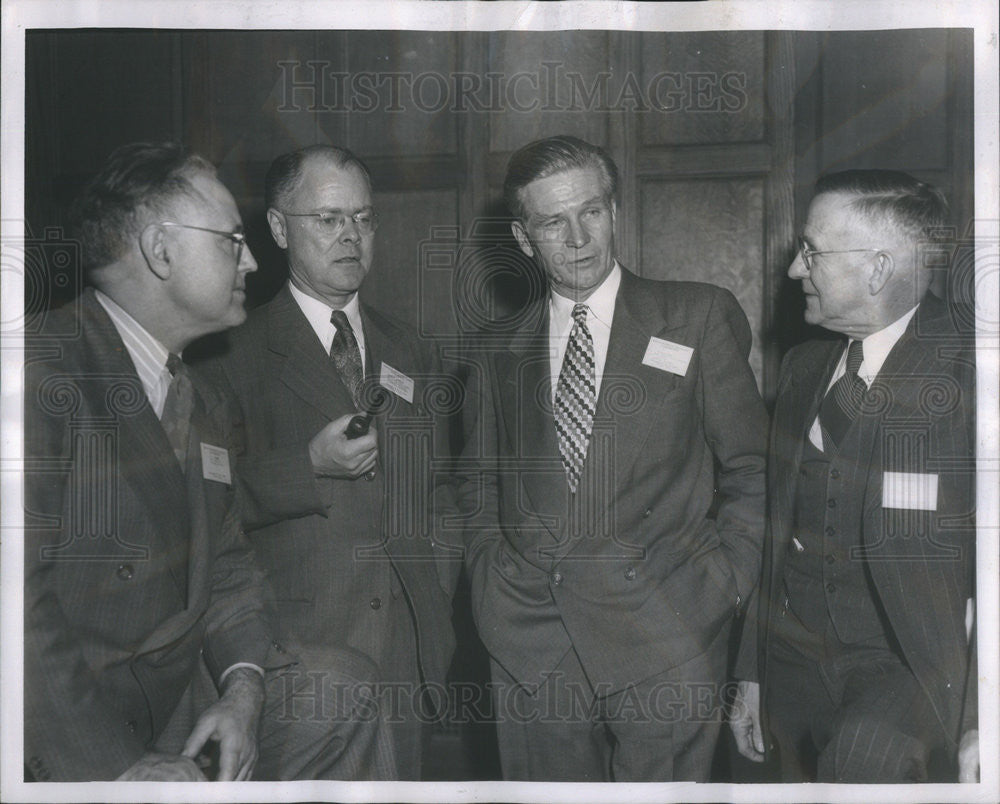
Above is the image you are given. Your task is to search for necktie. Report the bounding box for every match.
[330,309,363,408]
[161,353,195,469]
[554,304,596,493]
[819,339,866,450]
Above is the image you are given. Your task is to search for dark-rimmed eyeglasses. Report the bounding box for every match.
[160,221,247,264]
[797,237,884,271]
[281,208,379,237]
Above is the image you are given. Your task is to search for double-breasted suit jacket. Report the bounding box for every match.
[24,289,283,781]
[461,269,768,691]
[200,285,456,690]
[735,293,977,757]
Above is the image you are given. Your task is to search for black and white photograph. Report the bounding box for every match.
[2,2,997,802]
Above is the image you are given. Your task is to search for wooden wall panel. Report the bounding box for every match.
[639,32,765,146]
[639,177,765,386]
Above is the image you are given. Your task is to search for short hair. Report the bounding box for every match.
[264,144,372,211]
[503,135,619,221]
[815,169,949,241]
[69,142,215,271]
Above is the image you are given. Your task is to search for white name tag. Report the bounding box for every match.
[379,362,414,404]
[642,337,694,377]
[200,443,232,485]
[882,471,938,511]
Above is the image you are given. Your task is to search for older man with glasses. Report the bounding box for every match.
[198,144,458,780]
[730,169,978,783]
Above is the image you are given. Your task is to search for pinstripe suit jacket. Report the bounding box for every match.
[461,270,768,691]
[23,289,282,781]
[736,293,977,757]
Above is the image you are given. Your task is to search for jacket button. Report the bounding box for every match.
[126,720,137,734]
[825,526,835,537]
[643,509,652,518]
[624,566,636,580]
[827,498,837,509]
[364,469,376,482]
[370,597,382,610]
[271,640,285,653]
[551,572,563,586]
[116,564,134,581]
[826,583,836,594]
[830,468,841,479]
[825,553,835,564]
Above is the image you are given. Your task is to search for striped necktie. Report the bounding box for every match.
[819,339,866,450]
[554,304,596,493]
[161,353,194,469]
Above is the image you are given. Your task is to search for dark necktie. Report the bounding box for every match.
[554,304,596,493]
[330,309,363,408]
[161,353,195,469]
[819,339,866,451]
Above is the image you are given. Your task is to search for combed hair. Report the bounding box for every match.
[69,142,215,271]
[815,169,949,240]
[503,135,619,221]
[264,144,372,211]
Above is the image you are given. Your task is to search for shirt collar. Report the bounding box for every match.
[288,281,364,346]
[857,304,919,383]
[549,262,621,328]
[94,289,172,405]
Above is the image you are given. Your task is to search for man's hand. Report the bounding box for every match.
[730,680,766,762]
[309,414,378,478]
[116,752,207,781]
[181,668,265,781]
[958,729,979,782]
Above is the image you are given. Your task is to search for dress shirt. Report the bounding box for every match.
[288,281,366,374]
[95,289,264,684]
[548,263,621,402]
[808,304,919,450]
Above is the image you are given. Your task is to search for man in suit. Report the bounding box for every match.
[24,142,394,781]
[198,144,457,780]
[458,135,768,781]
[729,170,978,782]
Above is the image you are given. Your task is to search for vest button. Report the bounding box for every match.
[551,571,563,586]
[825,526,835,537]
[825,553,835,564]
[826,583,836,594]
[116,564,134,581]
[643,509,652,518]
[827,498,837,509]
[624,566,636,581]
[370,597,382,610]
[830,468,841,479]
[125,720,137,734]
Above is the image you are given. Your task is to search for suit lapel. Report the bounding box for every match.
[268,286,355,419]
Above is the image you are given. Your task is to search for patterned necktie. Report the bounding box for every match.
[554,304,597,493]
[819,339,866,450]
[330,309,363,408]
[161,353,195,469]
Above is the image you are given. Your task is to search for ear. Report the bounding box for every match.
[511,220,534,258]
[267,208,289,249]
[139,223,171,280]
[868,251,894,294]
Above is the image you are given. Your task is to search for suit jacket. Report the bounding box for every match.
[735,293,977,756]
[198,285,457,689]
[460,269,768,690]
[23,288,284,781]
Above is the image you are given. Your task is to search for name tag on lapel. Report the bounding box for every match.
[200,443,232,485]
[882,472,938,511]
[380,361,415,404]
[642,337,694,377]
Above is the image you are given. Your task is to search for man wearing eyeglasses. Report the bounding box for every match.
[198,144,457,780]
[24,142,395,781]
[730,170,978,783]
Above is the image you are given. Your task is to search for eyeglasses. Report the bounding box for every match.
[160,221,247,264]
[281,208,379,237]
[797,237,883,271]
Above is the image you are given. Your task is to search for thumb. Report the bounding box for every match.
[181,718,215,759]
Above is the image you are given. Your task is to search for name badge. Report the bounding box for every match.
[380,362,415,404]
[642,337,694,377]
[200,443,232,485]
[882,471,938,511]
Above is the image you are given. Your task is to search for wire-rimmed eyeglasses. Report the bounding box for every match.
[797,237,884,271]
[281,208,379,237]
[159,221,247,264]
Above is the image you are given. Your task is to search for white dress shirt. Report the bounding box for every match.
[548,263,621,401]
[809,304,919,450]
[288,281,366,374]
